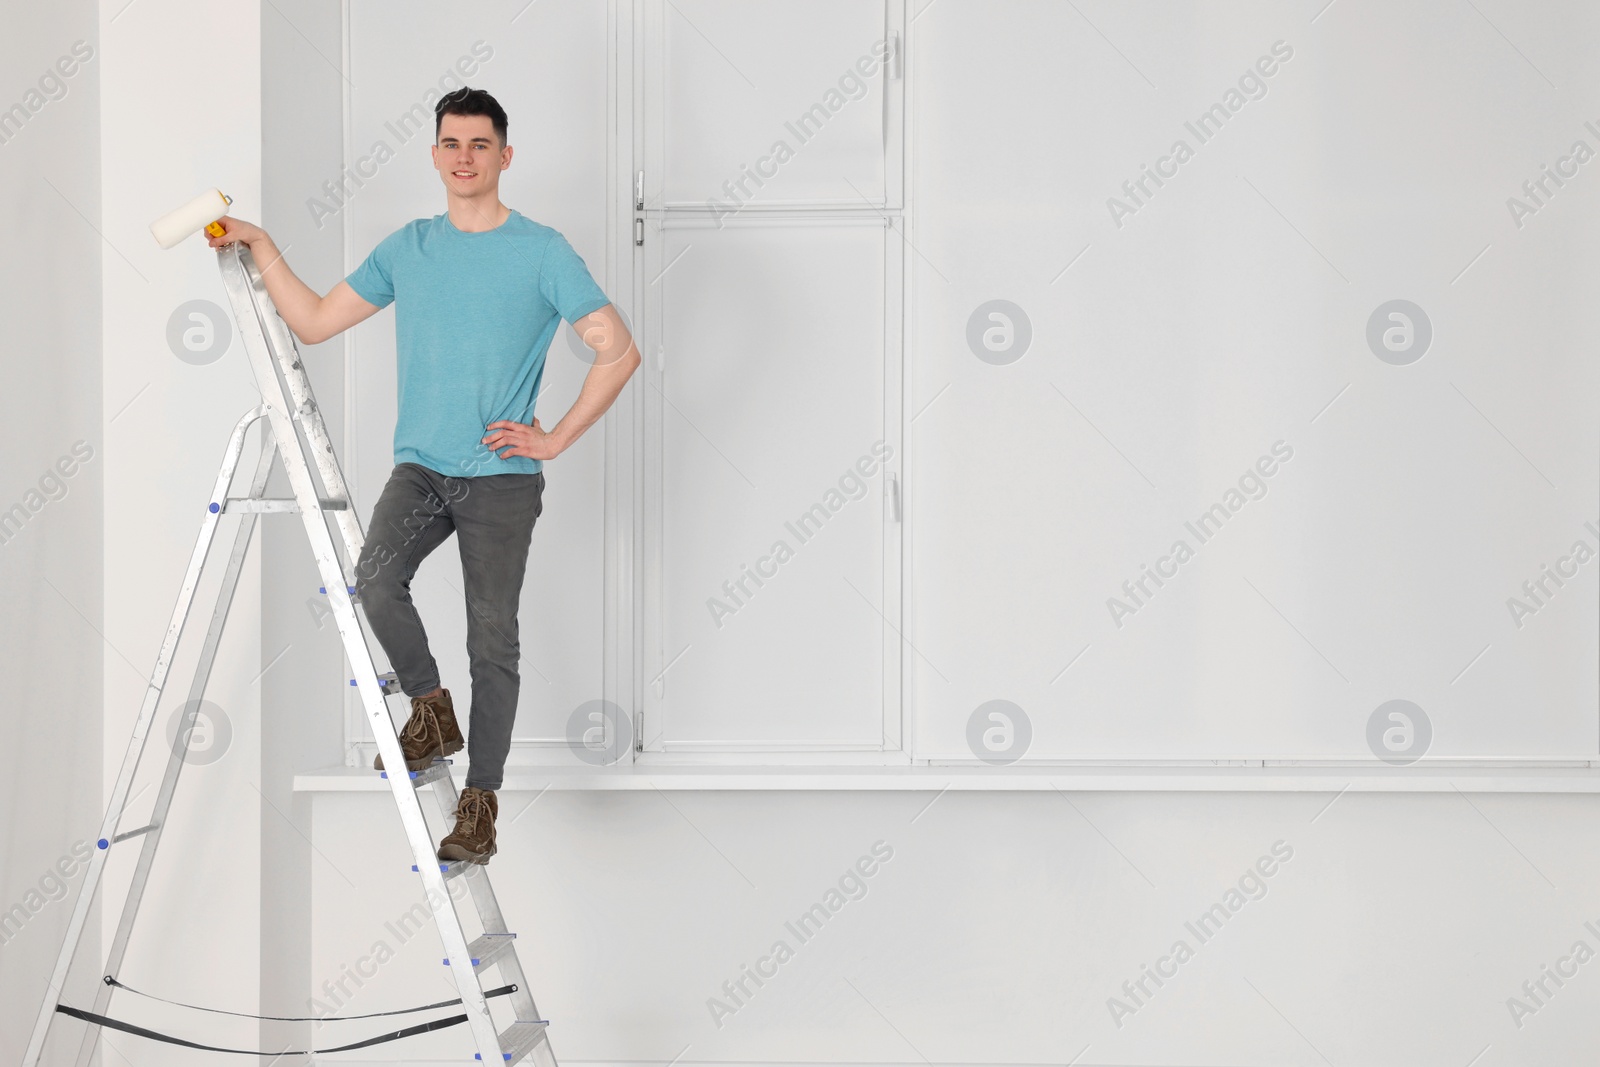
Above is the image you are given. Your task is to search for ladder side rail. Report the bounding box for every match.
[237,244,375,766]
[20,406,269,1067]
[432,774,548,1031]
[464,864,547,1032]
[72,437,278,1067]
[219,247,507,1064]
[239,247,369,569]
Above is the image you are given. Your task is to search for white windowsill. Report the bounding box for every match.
[293,762,1600,794]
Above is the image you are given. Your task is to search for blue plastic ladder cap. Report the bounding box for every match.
[97,839,108,850]
[208,502,220,513]
[319,586,326,594]
[350,679,357,686]
[379,771,388,779]
[347,585,355,594]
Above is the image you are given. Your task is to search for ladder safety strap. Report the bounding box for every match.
[99,975,516,1022]
[55,1002,497,1056]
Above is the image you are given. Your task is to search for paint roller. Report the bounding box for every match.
[149,188,233,249]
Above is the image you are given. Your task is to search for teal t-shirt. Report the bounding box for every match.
[345,209,610,477]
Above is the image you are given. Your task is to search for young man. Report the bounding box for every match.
[208,87,639,865]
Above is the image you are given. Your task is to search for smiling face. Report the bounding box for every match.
[431,112,511,201]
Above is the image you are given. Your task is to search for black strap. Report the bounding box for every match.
[57,1003,482,1056]
[57,981,527,1057]
[101,974,516,1022]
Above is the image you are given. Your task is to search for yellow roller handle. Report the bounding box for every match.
[206,194,231,238]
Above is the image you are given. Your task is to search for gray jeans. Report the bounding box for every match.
[354,462,544,791]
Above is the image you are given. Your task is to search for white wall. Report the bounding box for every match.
[259,0,347,1053]
[0,4,103,1065]
[908,1,1600,762]
[308,785,1600,1065]
[94,1,264,1065]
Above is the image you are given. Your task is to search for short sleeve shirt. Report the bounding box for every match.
[345,210,610,477]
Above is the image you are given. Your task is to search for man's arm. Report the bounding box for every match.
[206,216,381,345]
[482,303,641,463]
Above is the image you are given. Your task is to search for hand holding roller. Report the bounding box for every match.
[149,189,233,249]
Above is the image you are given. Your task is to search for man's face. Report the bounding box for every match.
[432,113,510,198]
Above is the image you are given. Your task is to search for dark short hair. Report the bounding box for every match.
[435,87,508,145]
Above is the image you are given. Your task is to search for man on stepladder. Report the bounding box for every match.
[208,87,639,865]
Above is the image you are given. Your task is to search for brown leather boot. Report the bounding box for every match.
[374,688,464,772]
[438,786,498,864]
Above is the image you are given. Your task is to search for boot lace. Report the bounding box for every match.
[455,790,488,836]
[403,700,440,746]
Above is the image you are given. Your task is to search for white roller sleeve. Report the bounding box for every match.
[150,189,230,249]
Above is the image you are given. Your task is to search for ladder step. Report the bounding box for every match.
[220,496,347,513]
[444,932,516,974]
[475,1020,550,1064]
[380,759,452,787]
[350,670,402,695]
[412,859,472,882]
[110,822,159,844]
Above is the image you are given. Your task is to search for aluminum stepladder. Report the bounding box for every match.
[22,242,555,1067]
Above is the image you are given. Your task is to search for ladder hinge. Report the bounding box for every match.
[887,31,902,79]
[889,473,901,522]
[635,710,644,753]
[634,218,645,246]
[635,170,645,211]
